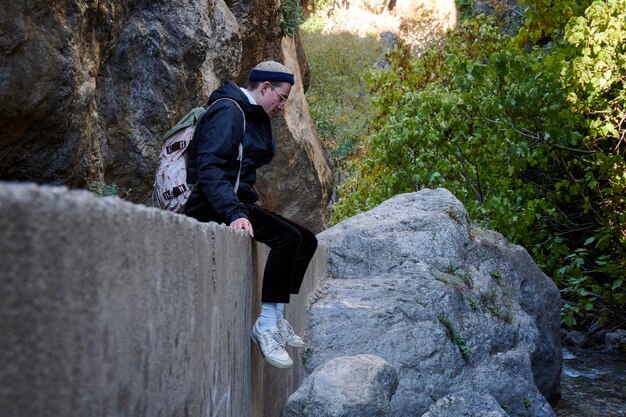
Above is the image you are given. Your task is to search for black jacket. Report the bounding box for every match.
[184,82,275,224]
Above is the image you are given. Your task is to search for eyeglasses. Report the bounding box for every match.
[268,82,289,104]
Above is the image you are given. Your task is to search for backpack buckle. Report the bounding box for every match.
[166,140,187,154]
[162,184,189,200]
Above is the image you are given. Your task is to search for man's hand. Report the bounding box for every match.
[229,217,254,238]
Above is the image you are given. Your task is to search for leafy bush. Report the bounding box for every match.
[331,3,625,329]
[555,0,626,327]
[300,28,382,175]
[278,0,303,37]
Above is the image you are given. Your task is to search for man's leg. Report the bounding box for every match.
[286,218,318,296]
[246,205,318,303]
[247,206,317,352]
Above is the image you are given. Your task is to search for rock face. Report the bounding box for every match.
[422,391,510,417]
[0,1,332,232]
[304,189,562,417]
[283,354,398,417]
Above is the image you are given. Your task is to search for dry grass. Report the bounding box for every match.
[311,0,457,52]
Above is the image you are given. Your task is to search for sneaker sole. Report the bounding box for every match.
[251,330,293,369]
[286,339,306,349]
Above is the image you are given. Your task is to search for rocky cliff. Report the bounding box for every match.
[0,0,332,232]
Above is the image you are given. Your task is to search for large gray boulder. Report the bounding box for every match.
[283,354,398,417]
[421,391,510,417]
[304,189,561,417]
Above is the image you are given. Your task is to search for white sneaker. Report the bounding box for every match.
[277,319,306,349]
[251,322,293,368]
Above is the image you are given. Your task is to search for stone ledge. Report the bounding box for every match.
[0,182,325,417]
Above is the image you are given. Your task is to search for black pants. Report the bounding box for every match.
[246,205,318,303]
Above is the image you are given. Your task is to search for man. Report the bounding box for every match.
[184,61,318,369]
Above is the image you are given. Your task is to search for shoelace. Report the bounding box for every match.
[272,328,286,344]
[281,320,295,338]
[261,328,285,353]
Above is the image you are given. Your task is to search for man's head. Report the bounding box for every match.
[247,61,294,117]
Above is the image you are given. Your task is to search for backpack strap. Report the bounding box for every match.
[211,98,246,193]
[198,98,246,192]
[234,142,243,193]
[162,106,207,141]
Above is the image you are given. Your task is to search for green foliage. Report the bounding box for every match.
[300,27,382,176]
[331,5,625,329]
[438,313,472,359]
[490,270,502,280]
[300,14,326,34]
[88,181,130,198]
[445,263,460,274]
[456,0,475,21]
[278,0,303,37]
[516,0,593,44]
[554,0,626,327]
[300,0,334,17]
[486,303,501,319]
[523,397,532,409]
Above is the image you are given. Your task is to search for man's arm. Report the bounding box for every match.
[194,101,248,224]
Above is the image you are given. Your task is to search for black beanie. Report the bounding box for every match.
[249,61,295,85]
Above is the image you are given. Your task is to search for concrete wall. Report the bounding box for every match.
[0,182,326,417]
